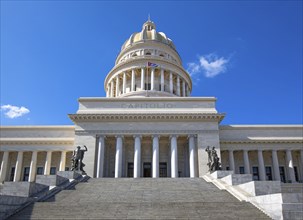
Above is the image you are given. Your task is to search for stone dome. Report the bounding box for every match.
[121,19,176,51]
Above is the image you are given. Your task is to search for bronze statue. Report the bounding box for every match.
[71,145,88,174]
[205,146,221,172]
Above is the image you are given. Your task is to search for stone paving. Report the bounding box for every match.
[9,178,271,219]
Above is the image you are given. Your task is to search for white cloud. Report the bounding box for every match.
[187,53,229,78]
[1,104,30,119]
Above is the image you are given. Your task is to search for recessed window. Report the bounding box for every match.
[265,166,273,181]
[50,167,56,175]
[252,166,259,181]
[239,166,245,174]
[37,167,44,175]
[23,167,30,181]
[146,52,151,55]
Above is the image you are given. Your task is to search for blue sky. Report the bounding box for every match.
[0,1,302,125]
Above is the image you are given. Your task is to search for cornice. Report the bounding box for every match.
[78,96,217,102]
[76,129,218,136]
[220,125,303,130]
[68,113,225,123]
[220,139,303,144]
[0,125,75,130]
[0,138,74,146]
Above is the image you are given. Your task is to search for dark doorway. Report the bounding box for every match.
[128,163,134,177]
[160,162,167,177]
[143,162,151,177]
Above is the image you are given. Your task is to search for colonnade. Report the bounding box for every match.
[106,67,190,97]
[96,135,197,178]
[0,151,70,183]
[226,149,303,182]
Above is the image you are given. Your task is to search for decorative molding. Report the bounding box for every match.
[0,138,74,146]
[69,113,225,123]
[75,129,218,136]
[220,139,303,144]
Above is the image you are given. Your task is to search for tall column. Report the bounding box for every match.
[169,72,173,94]
[176,75,180,96]
[131,69,135,92]
[110,80,114,97]
[272,150,281,181]
[14,151,23,182]
[44,151,52,175]
[115,75,120,97]
[115,135,123,178]
[188,135,196,178]
[182,80,186,97]
[228,150,235,171]
[122,72,126,94]
[59,151,66,171]
[152,135,160,178]
[151,68,155,90]
[141,68,145,90]
[160,69,164,92]
[28,151,38,182]
[134,135,141,178]
[286,149,296,182]
[258,150,266,181]
[96,136,105,178]
[243,150,250,174]
[0,151,9,182]
[170,135,178,178]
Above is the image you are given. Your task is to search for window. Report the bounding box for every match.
[37,167,44,175]
[23,167,30,181]
[279,166,286,183]
[265,166,273,181]
[145,83,151,90]
[145,52,151,55]
[10,167,15,181]
[252,166,259,181]
[239,166,245,174]
[294,166,299,182]
[50,167,56,175]
[65,167,70,171]
[128,163,134,178]
[226,166,230,170]
[159,162,167,177]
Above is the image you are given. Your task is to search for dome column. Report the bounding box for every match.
[110,80,114,97]
[182,80,186,97]
[122,72,126,94]
[160,69,164,92]
[115,75,120,97]
[169,71,173,94]
[151,68,155,90]
[177,75,181,96]
[141,68,145,90]
[131,69,136,92]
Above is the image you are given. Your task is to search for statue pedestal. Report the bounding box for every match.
[57,171,83,180]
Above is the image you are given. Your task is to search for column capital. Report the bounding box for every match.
[187,134,196,139]
[133,135,142,139]
[169,135,178,140]
[115,135,124,139]
[97,135,106,139]
[152,134,160,139]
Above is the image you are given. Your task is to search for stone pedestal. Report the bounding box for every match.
[221,174,253,186]
[56,171,83,180]
[35,175,68,186]
[210,170,234,179]
[0,182,48,197]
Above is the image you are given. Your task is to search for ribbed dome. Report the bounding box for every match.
[121,20,176,51]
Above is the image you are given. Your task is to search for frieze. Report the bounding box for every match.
[69,113,225,122]
[75,130,218,136]
[220,139,303,144]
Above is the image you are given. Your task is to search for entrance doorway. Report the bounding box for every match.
[160,162,167,177]
[143,163,151,177]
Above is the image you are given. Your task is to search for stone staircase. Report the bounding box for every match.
[8,178,270,219]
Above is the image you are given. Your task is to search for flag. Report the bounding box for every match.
[147,62,158,67]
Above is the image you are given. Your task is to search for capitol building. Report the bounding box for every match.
[0,19,302,220]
